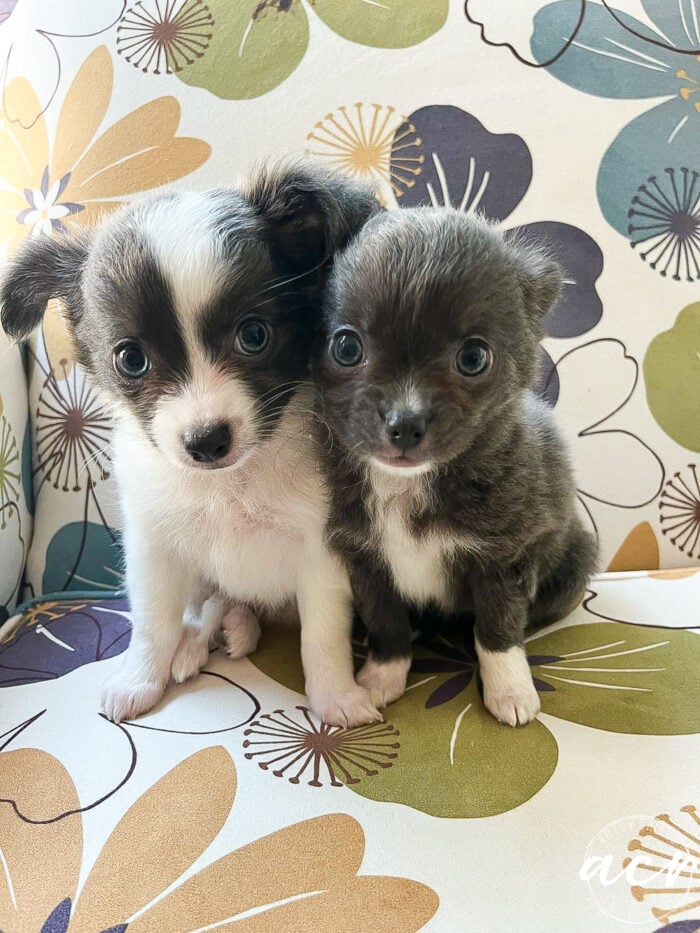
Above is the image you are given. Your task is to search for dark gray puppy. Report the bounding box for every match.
[314,207,598,727]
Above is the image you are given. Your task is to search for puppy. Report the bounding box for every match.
[314,208,598,726]
[1,164,384,728]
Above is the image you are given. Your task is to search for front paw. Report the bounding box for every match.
[483,682,541,727]
[100,675,165,723]
[171,627,211,684]
[222,605,261,660]
[306,682,383,729]
[356,656,411,709]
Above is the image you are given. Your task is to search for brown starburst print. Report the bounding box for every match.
[0,414,20,529]
[117,0,214,74]
[243,707,400,787]
[658,466,700,561]
[36,363,111,493]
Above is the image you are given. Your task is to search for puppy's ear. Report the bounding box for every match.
[1,232,90,341]
[512,242,563,320]
[242,161,383,271]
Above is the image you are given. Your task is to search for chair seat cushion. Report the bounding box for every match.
[1,570,699,931]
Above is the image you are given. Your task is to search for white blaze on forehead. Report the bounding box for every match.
[138,191,233,320]
[151,357,259,466]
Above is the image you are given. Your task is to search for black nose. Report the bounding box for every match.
[184,423,231,463]
[385,410,427,452]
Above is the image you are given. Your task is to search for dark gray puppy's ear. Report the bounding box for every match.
[1,232,90,340]
[242,161,383,272]
[514,244,563,320]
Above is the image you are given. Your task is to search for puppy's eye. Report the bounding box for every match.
[235,319,270,355]
[331,330,364,367]
[114,341,150,379]
[456,338,492,377]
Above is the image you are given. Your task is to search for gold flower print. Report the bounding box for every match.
[306,103,424,202]
[0,44,210,249]
[626,805,700,925]
[0,745,438,931]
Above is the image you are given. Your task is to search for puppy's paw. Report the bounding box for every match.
[306,683,383,729]
[100,676,165,723]
[357,656,411,709]
[171,627,210,684]
[483,682,541,727]
[477,643,541,727]
[222,605,261,660]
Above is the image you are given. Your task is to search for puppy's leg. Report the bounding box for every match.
[171,589,230,683]
[101,522,188,722]
[298,547,382,729]
[530,521,598,628]
[222,603,261,659]
[350,557,413,709]
[470,565,540,727]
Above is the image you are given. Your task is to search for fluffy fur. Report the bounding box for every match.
[314,208,598,725]
[1,163,383,727]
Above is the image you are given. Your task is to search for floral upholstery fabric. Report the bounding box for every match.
[0,335,30,620]
[1,571,699,931]
[0,0,698,596]
[0,3,699,930]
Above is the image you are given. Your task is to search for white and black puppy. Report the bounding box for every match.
[314,208,598,726]
[0,164,384,728]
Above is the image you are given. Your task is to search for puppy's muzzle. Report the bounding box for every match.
[385,409,427,453]
[184,422,231,464]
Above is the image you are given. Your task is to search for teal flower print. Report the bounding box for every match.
[530,1,700,281]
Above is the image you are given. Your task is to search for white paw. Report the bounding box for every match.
[476,642,540,727]
[306,682,383,729]
[100,675,165,723]
[171,627,211,684]
[483,683,541,726]
[222,605,261,660]
[357,656,411,709]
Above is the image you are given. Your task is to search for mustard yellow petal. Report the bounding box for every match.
[0,748,82,932]
[1,77,49,183]
[65,199,125,231]
[202,877,439,933]
[0,189,31,251]
[0,126,35,192]
[607,522,660,572]
[43,299,78,376]
[129,814,367,933]
[70,747,235,933]
[72,137,210,201]
[52,46,113,182]
[70,97,181,190]
[649,567,700,580]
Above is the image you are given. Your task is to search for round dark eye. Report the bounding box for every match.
[235,319,270,355]
[331,330,364,367]
[114,341,150,379]
[456,338,492,377]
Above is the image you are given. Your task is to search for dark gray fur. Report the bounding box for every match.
[314,208,598,662]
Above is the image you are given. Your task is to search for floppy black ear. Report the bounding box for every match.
[242,161,383,272]
[1,233,90,341]
[515,244,563,320]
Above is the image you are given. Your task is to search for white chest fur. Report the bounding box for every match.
[114,400,327,607]
[368,469,453,609]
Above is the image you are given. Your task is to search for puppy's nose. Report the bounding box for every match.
[385,410,427,452]
[184,423,231,463]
